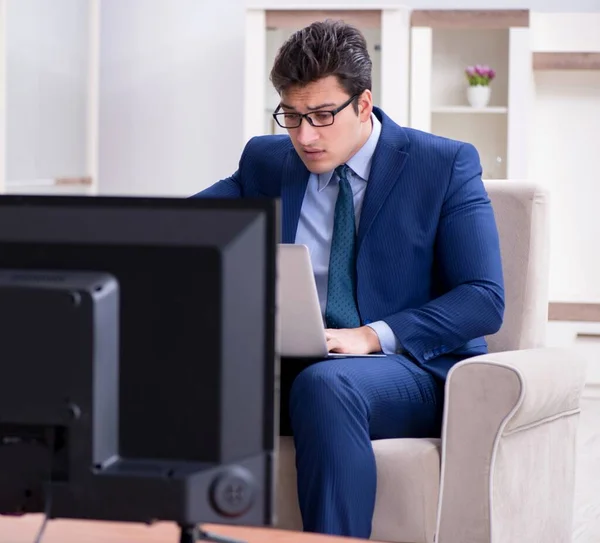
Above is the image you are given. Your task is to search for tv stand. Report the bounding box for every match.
[179,524,247,543]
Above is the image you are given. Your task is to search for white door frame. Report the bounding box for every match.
[244,5,411,141]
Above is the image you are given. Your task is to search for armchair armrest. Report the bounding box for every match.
[436,347,586,543]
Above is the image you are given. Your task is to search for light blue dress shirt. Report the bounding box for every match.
[295,115,400,355]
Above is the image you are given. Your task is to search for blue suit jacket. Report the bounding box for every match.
[194,107,505,380]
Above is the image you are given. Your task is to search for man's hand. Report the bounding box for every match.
[325,326,382,355]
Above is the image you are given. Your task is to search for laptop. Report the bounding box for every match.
[277,244,385,359]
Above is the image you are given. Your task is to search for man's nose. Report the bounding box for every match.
[295,119,319,146]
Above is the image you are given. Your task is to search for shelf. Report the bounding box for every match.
[411,10,529,29]
[431,112,507,178]
[409,9,530,179]
[266,10,381,29]
[6,176,93,188]
[549,302,600,322]
[533,52,600,71]
[431,106,508,114]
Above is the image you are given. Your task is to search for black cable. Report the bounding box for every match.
[32,495,51,543]
[33,428,55,543]
[197,529,247,543]
[179,524,247,543]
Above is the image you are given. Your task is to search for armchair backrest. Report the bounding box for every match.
[483,180,550,353]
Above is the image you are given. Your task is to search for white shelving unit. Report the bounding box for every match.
[431,106,508,114]
[409,10,532,180]
[245,6,411,140]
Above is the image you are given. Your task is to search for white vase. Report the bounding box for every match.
[467,85,491,108]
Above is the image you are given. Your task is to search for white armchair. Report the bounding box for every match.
[275,180,587,543]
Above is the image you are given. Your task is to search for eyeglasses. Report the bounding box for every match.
[272,94,359,129]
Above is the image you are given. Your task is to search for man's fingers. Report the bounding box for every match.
[327,337,341,353]
[325,329,339,341]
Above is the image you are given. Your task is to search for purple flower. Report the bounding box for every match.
[465,64,496,86]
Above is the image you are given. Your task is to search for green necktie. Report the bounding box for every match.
[325,165,361,329]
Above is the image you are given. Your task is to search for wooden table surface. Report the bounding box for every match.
[0,515,370,543]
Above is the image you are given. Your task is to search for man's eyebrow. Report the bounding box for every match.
[279,102,336,111]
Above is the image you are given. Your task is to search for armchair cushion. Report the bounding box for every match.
[275,436,441,543]
[371,438,440,543]
[483,180,550,353]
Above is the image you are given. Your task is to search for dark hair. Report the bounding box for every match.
[270,19,372,104]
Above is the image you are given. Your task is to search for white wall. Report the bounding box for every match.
[528,12,600,302]
[530,71,600,302]
[247,0,600,10]
[5,0,89,182]
[98,0,245,196]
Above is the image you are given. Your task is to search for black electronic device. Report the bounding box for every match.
[0,195,278,543]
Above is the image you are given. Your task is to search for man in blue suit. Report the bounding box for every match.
[195,20,504,539]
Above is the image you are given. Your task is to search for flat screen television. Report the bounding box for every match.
[0,195,278,543]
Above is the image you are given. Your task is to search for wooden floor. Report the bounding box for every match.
[573,397,600,542]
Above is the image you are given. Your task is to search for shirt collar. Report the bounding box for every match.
[317,113,382,191]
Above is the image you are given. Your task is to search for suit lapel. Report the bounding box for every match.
[279,109,410,246]
[281,149,310,243]
[357,110,410,253]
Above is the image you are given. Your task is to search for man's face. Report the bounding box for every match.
[278,76,373,174]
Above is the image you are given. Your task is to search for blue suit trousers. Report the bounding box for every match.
[279,356,445,538]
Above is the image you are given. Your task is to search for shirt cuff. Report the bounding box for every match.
[367,320,403,355]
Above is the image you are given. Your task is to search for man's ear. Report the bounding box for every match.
[358,90,373,122]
